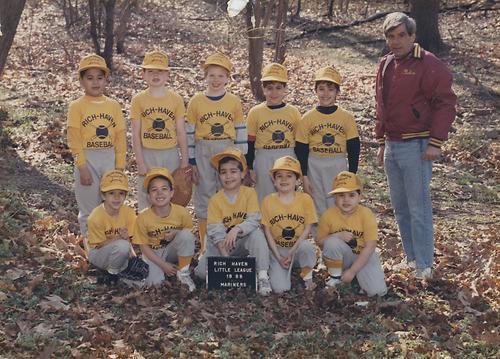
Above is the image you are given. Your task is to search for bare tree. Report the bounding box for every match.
[115,0,137,54]
[410,0,443,53]
[88,0,116,70]
[245,0,267,101]
[0,0,26,77]
[273,0,288,64]
[52,0,81,28]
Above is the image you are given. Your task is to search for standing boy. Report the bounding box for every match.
[246,63,301,203]
[261,156,318,293]
[67,54,126,235]
[186,52,247,252]
[87,170,137,283]
[296,66,360,217]
[130,50,190,211]
[194,148,271,295]
[317,172,387,297]
[133,168,196,291]
[375,13,456,278]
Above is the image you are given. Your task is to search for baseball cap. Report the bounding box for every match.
[314,66,342,86]
[210,147,247,172]
[77,54,110,76]
[144,167,175,190]
[100,170,129,192]
[328,171,362,195]
[269,156,301,178]
[261,63,288,83]
[141,50,169,70]
[203,52,233,73]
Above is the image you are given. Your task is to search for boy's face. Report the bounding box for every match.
[143,69,169,88]
[205,65,229,94]
[315,82,338,107]
[272,170,297,194]
[218,160,244,192]
[263,82,286,106]
[334,191,360,216]
[101,189,127,212]
[148,177,174,208]
[80,68,107,97]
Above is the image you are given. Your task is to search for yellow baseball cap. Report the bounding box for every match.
[261,63,288,83]
[100,170,129,192]
[269,156,301,178]
[328,171,362,195]
[210,147,247,172]
[203,52,233,73]
[77,54,110,76]
[314,66,342,86]
[144,167,175,190]
[141,50,169,70]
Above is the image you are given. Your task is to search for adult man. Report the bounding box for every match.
[375,12,457,279]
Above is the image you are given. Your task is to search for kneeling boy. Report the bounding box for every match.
[195,148,271,295]
[317,171,387,296]
[133,168,196,291]
[87,170,137,283]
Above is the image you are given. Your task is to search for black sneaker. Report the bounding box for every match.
[120,257,149,280]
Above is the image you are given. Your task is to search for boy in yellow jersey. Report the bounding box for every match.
[185,53,247,252]
[194,148,271,295]
[317,172,387,296]
[261,156,317,293]
[245,63,301,203]
[131,50,190,211]
[296,66,360,217]
[67,54,126,236]
[87,170,137,283]
[133,168,196,291]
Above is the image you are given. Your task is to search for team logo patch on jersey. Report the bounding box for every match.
[96,125,109,139]
[322,133,335,146]
[272,129,285,143]
[211,123,225,137]
[152,118,166,131]
[282,226,295,241]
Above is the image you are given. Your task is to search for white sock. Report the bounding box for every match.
[178,265,189,273]
[328,268,342,277]
[258,270,269,280]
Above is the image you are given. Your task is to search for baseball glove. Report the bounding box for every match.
[171,166,193,207]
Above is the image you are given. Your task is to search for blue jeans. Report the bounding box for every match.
[384,139,434,268]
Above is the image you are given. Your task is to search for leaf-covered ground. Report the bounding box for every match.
[0,0,498,357]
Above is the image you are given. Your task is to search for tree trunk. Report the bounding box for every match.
[273,0,288,64]
[88,0,101,54]
[245,0,265,101]
[327,0,334,18]
[0,0,26,77]
[102,0,116,69]
[410,0,443,53]
[115,0,136,54]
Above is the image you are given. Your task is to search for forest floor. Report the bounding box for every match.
[0,0,498,357]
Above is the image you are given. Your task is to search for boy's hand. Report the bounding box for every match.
[79,165,93,186]
[336,231,353,242]
[303,176,313,195]
[161,261,177,276]
[181,164,193,182]
[377,146,385,167]
[137,162,148,176]
[341,269,356,284]
[223,227,240,251]
[191,165,199,185]
[243,171,254,186]
[118,228,129,241]
[278,255,290,269]
[250,170,256,184]
[164,229,178,242]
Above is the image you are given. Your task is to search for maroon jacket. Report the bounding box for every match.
[375,44,457,148]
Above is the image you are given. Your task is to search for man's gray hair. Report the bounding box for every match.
[383,12,417,36]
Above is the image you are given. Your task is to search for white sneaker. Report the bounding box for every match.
[415,267,433,280]
[407,260,417,269]
[393,259,416,271]
[325,276,342,288]
[258,277,272,296]
[304,279,316,291]
[177,271,196,292]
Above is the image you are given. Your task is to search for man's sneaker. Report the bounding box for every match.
[325,276,342,288]
[176,270,196,292]
[393,259,416,271]
[258,277,272,296]
[415,267,433,279]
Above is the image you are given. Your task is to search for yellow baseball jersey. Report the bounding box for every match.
[186,92,244,140]
[133,204,193,247]
[295,106,358,156]
[67,95,126,168]
[261,192,317,247]
[247,103,301,149]
[207,186,259,229]
[317,205,377,254]
[87,204,136,248]
[130,89,185,149]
